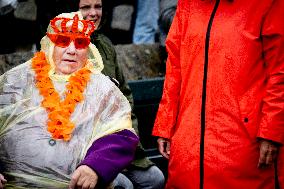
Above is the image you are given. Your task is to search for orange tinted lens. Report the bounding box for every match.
[75,37,90,49]
[55,35,71,47]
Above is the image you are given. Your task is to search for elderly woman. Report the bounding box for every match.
[0,12,138,189]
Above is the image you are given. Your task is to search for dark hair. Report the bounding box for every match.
[77,0,109,31]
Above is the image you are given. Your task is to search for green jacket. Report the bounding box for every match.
[91,32,154,169]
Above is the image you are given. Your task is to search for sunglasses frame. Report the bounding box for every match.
[47,33,90,49]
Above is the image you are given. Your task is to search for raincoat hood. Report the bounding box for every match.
[40,11,104,81]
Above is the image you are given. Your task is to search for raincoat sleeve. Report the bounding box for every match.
[258,0,284,145]
[152,0,182,139]
[79,81,139,184]
[80,129,138,184]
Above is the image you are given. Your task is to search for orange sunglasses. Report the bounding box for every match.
[47,33,90,49]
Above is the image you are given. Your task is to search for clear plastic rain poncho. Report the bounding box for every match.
[0,12,135,188]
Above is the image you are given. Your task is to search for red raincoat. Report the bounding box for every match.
[153,0,284,188]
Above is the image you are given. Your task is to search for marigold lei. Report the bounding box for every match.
[32,52,91,141]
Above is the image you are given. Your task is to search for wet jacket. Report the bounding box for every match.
[153,0,284,188]
[92,32,154,169]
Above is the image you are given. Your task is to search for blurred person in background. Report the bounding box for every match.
[79,0,165,188]
[159,0,177,47]
[132,0,159,44]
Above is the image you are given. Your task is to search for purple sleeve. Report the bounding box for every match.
[79,129,139,184]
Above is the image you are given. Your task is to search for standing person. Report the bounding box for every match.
[78,0,165,188]
[132,0,159,44]
[153,0,284,188]
[0,12,139,189]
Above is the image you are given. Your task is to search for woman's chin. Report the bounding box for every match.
[56,67,79,75]
[55,62,83,75]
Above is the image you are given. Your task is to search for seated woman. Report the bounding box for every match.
[0,12,138,189]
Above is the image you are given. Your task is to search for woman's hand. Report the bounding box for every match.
[0,173,7,189]
[69,165,98,189]
[258,139,279,169]
[157,137,171,159]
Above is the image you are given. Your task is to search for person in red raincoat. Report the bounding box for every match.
[152,0,284,188]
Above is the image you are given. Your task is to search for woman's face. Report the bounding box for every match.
[53,41,88,75]
[79,0,102,27]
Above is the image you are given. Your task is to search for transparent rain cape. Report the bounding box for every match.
[0,60,134,188]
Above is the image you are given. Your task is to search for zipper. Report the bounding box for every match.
[200,0,220,189]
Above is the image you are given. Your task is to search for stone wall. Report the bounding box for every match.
[115,43,165,81]
[0,51,34,74]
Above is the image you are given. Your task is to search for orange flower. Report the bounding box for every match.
[32,52,91,141]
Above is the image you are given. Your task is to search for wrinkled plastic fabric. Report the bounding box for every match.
[0,61,134,188]
[153,0,284,188]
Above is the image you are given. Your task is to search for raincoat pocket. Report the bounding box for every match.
[237,93,262,140]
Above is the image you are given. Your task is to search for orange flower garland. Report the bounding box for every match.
[32,52,91,141]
